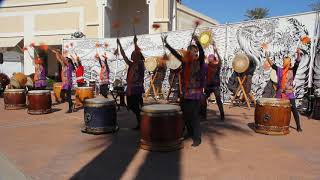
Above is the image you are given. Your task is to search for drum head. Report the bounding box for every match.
[10,78,21,89]
[13,72,27,86]
[167,53,182,70]
[28,90,50,94]
[144,57,158,72]
[199,31,212,48]
[5,89,25,92]
[85,97,114,105]
[270,69,278,83]
[77,87,93,90]
[142,104,181,113]
[232,53,250,73]
[26,76,34,87]
[257,98,290,106]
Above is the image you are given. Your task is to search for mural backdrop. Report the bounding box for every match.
[63,12,320,102]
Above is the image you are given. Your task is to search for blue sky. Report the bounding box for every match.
[183,0,318,24]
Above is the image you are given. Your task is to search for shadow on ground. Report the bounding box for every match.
[70,105,252,180]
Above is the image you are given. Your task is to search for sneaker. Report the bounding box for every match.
[66,109,72,113]
[297,127,303,132]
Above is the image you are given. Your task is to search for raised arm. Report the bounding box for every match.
[265,51,277,70]
[293,49,301,76]
[194,35,204,64]
[95,53,103,67]
[213,42,222,66]
[163,35,183,61]
[52,49,64,65]
[117,38,132,65]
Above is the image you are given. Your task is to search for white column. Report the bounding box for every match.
[148,0,155,34]
[171,0,177,31]
[23,15,35,75]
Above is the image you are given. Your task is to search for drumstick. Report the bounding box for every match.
[189,20,202,46]
[112,21,122,57]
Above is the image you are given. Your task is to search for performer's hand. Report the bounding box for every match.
[192,35,199,42]
[161,35,168,44]
[95,53,100,59]
[134,35,138,44]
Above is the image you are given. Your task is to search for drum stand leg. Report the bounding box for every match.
[166,73,177,101]
[272,84,277,98]
[145,72,159,100]
[231,76,252,109]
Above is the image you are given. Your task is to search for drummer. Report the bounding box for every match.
[204,42,225,121]
[33,56,47,90]
[72,54,86,87]
[95,52,110,98]
[117,35,145,130]
[266,49,302,132]
[52,49,74,113]
[163,35,204,147]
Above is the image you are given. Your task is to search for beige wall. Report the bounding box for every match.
[176,3,218,31]
[0,0,101,40]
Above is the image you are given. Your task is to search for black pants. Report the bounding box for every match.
[180,99,201,140]
[205,88,225,119]
[290,99,301,129]
[61,88,73,110]
[127,94,143,127]
[100,84,109,98]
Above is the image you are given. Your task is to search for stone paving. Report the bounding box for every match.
[0,97,320,180]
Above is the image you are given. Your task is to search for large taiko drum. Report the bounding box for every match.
[11,73,27,89]
[4,89,26,110]
[232,53,250,73]
[167,51,183,70]
[270,69,278,83]
[82,97,118,134]
[75,87,94,106]
[254,98,291,135]
[140,104,184,152]
[27,90,52,114]
[144,57,158,72]
[53,82,63,103]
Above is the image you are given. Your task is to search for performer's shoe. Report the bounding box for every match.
[297,127,303,132]
[191,138,201,147]
[66,109,73,113]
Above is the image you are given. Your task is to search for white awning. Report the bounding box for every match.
[0,37,23,48]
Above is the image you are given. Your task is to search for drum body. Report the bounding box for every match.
[76,87,94,105]
[82,98,118,134]
[254,98,291,135]
[4,89,26,110]
[140,104,184,152]
[28,90,52,114]
[53,82,62,103]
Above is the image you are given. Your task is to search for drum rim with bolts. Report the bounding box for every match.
[257,98,290,107]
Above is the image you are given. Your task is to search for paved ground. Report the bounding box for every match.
[0,96,320,180]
